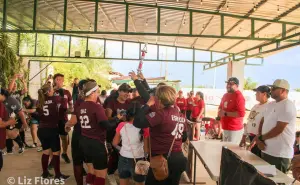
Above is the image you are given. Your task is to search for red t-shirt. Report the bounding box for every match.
[0,102,8,149]
[37,96,62,128]
[53,89,72,121]
[146,106,186,155]
[176,97,186,111]
[186,97,195,111]
[75,101,107,143]
[192,99,205,118]
[219,90,245,131]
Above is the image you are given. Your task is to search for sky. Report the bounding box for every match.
[111,45,300,91]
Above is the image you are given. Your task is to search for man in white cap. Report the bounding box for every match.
[254,79,296,173]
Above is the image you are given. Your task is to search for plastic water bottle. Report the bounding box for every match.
[200,125,206,140]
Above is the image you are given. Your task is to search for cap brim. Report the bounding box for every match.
[253,88,258,91]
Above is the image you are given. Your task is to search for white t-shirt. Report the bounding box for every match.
[116,122,150,159]
[244,102,269,135]
[261,99,296,159]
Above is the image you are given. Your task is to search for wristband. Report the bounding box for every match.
[224,112,228,117]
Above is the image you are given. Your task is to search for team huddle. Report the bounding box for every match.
[0,71,189,185]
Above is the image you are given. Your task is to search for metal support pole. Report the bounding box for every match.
[34,33,37,56]
[251,19,255,38]
[221,15,224,36]
[86,37,89,57]
[51,35,54,56]
[17,33,20,56]
[121,41,124,59]
[33,0,38,30]
[157,45,159,60]
[103,39,106,58]
[282,23,286,38]
[125,4,129,33]
[210,51,213,62]
[138,43,141,59]
[94,0,99,32]
[2,0,7,31]
[63,0,68,31]
[192,49,195,91]
[68,36,71,57]
[189,11,193,35]
[157,8,161,34]
[175,47,177,61]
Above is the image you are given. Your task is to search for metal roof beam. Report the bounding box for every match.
[224,2,300,53]
[207,0,268,50]
[173,0,191,46]
[203,31,300,70]
[82,0,300,26]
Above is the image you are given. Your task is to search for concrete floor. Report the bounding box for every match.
[0,130,216,185]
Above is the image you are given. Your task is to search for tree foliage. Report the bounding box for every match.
[0,34,27,87]
[243,77,258,90]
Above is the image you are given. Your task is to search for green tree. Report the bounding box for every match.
[244,77,258,90]
[0,34,27,87]
[294,88,300,92]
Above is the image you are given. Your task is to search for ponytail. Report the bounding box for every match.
[37,84,51,109]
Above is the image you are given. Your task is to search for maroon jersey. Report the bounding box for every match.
[75,101,107,143]
[106,99,130,117]
[73,98,85,133]
[37,96,61,128]
[130,96,145,105]
[53,88,72,121]
[146,106,186,155]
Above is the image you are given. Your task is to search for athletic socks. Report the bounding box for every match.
[94,177,105,185]
[13,136,24,148]
[19,131,26,145]
[41,154,50,174]
[86,173,94,184]
[6,139,13,152]
[52,155,61,177]
[73,165,84,185]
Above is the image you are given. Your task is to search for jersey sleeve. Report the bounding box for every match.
[146,111,164,127]
[95,104,108,123]
[116,122,126,133]
[143,127,150,138]
[10,97,22,113]
[66,90,72,104]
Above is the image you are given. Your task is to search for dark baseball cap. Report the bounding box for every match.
[0,88,9,97]
[225,77,239,85]
[118,83,132,93]
[253,85,271,93]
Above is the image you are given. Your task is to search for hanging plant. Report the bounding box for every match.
[0,33,27,88]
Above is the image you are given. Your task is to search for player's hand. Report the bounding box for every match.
[147,96,156,107]
[239,135,246,147]
[138,72,145,80]
[218,110,225,117]
[22,123,28,130]
[129,71,138,81]
[7,118,16,126]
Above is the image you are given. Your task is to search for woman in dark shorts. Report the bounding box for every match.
[66,81,121,185]
[36,84,70,180]
[133,85,188,185]
[23,95,40,148]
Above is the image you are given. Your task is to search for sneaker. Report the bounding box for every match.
[6,151,13,155]
[37,147,43,152]
[1,151,7,156]
[55,174,70,181]
[29,144,37,148]
[24,143,30,149]
[18,147,25,154]
[48,163,53,170]
[41,172,54,179]
[61,153,71,163]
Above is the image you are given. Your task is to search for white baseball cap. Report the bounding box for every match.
[269,79,290,90]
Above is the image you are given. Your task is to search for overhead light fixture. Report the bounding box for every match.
[114,17,117,24]
[200,0,203,5]
[202,24,205,30]
[164,20,167,27]
[146,19,148,26]
[89,24,92,30]
[226,4,229,11]
[101,21,104,27]
[253,2,256,11]
[277,5,280,13]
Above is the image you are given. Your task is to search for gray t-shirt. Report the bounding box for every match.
[3,96,22,118]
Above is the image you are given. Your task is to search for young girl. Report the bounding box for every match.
[36,84,69,180]
[191,91,205,141]
[22,95,39,148]
[113,104,149,185]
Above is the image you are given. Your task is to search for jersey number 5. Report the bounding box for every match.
[43,105,49,116]
[80,115,91,129]
[171,123,184,139]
